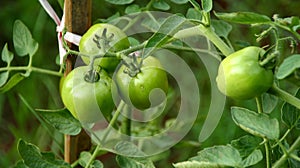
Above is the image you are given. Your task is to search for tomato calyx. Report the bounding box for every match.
[121,53,142,77]
[92,28,115,52]
[258,47,278,70]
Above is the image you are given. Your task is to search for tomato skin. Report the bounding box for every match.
[79,23,130,71]
[114,56,168,110]
[61,66,114,123]
[216,46,274,100]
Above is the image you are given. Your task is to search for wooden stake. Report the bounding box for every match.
[63,0,92,164]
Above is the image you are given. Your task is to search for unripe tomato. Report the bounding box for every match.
[61,66,114,123]
[114,56,168,110]
[79,23,130,72]
[216,46,274,100]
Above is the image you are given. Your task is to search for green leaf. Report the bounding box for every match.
[242,150,263,167]
[215,12,271,24]
[128,37,140,46]
[201,0,212,12]
[0,72,9,87]
[276,54,300,79]
[0,73,26,93]
[231,107,280,140]
[105,0,134,5]
[281,89,300,128]
[173,161,220,168]
[262,93,278,113]
[190,145,243,167]
[116,155,155,168]
[17,139,71,168]
[152,0,170,11]
[231,135,262,157]
[186,8,202,21]
[125,4,141,14]
[211,19,232,39]
[13,20,38,57]
[2,43,14,64]
[143,15,186,58]
[37,108,82,135]
[170,0,189,4]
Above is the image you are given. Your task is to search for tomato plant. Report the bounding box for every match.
[114,56,168,110]
[61,66,114,122]
[79,23,130,71]
[216,46,274,100]
[1,0,300,168]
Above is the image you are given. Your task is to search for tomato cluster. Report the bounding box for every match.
[60,23,169,122]
[216,46,274,100]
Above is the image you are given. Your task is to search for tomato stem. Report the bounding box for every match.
[268,84,300,110]
[255,96,264,113]
[197,25,234,57]
[0,66,62,77]
[273,136,300,168]
[264,139,271,168]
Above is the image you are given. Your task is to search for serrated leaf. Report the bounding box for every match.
[105,0,134,5]
[231,107,280,140]
[201,0,212,12]
[0,72,26,93]
[13,20,38,57]
[125,4,141,14]
[231,135,262,157]
[116,155,155,168]
[281,89,300,128]
[0,72,9,87]
[17,139,71,168]
[276,54,300,79]
[186,8,202,20]
[152,0,170,11]
[171,0,189,4]
[173,161,221,168]
[37,108,81,135]
[211,19,232,39]
[215,12,271,24]
[262,93,278,113]
[2,43,14,64]
[242,150,263,167]
[190,145,243,167]
[143,15,186,58]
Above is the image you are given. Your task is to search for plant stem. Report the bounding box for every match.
[84,101,125,168]
[264,139,271,168]
[272,129,291,148]
[290,153,300,162]
[255,96,264,113]
[272,22,300,41]
[268,84,300,109]
[0,66,62,77]
[273,136,300,168]
[198,25,234,57]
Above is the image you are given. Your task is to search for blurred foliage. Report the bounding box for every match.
[1,0,300,167]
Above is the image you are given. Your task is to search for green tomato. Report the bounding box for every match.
[79,23,130,71]
[61,66,114,123]
[216,46,274,100]
[114,56,168,110]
